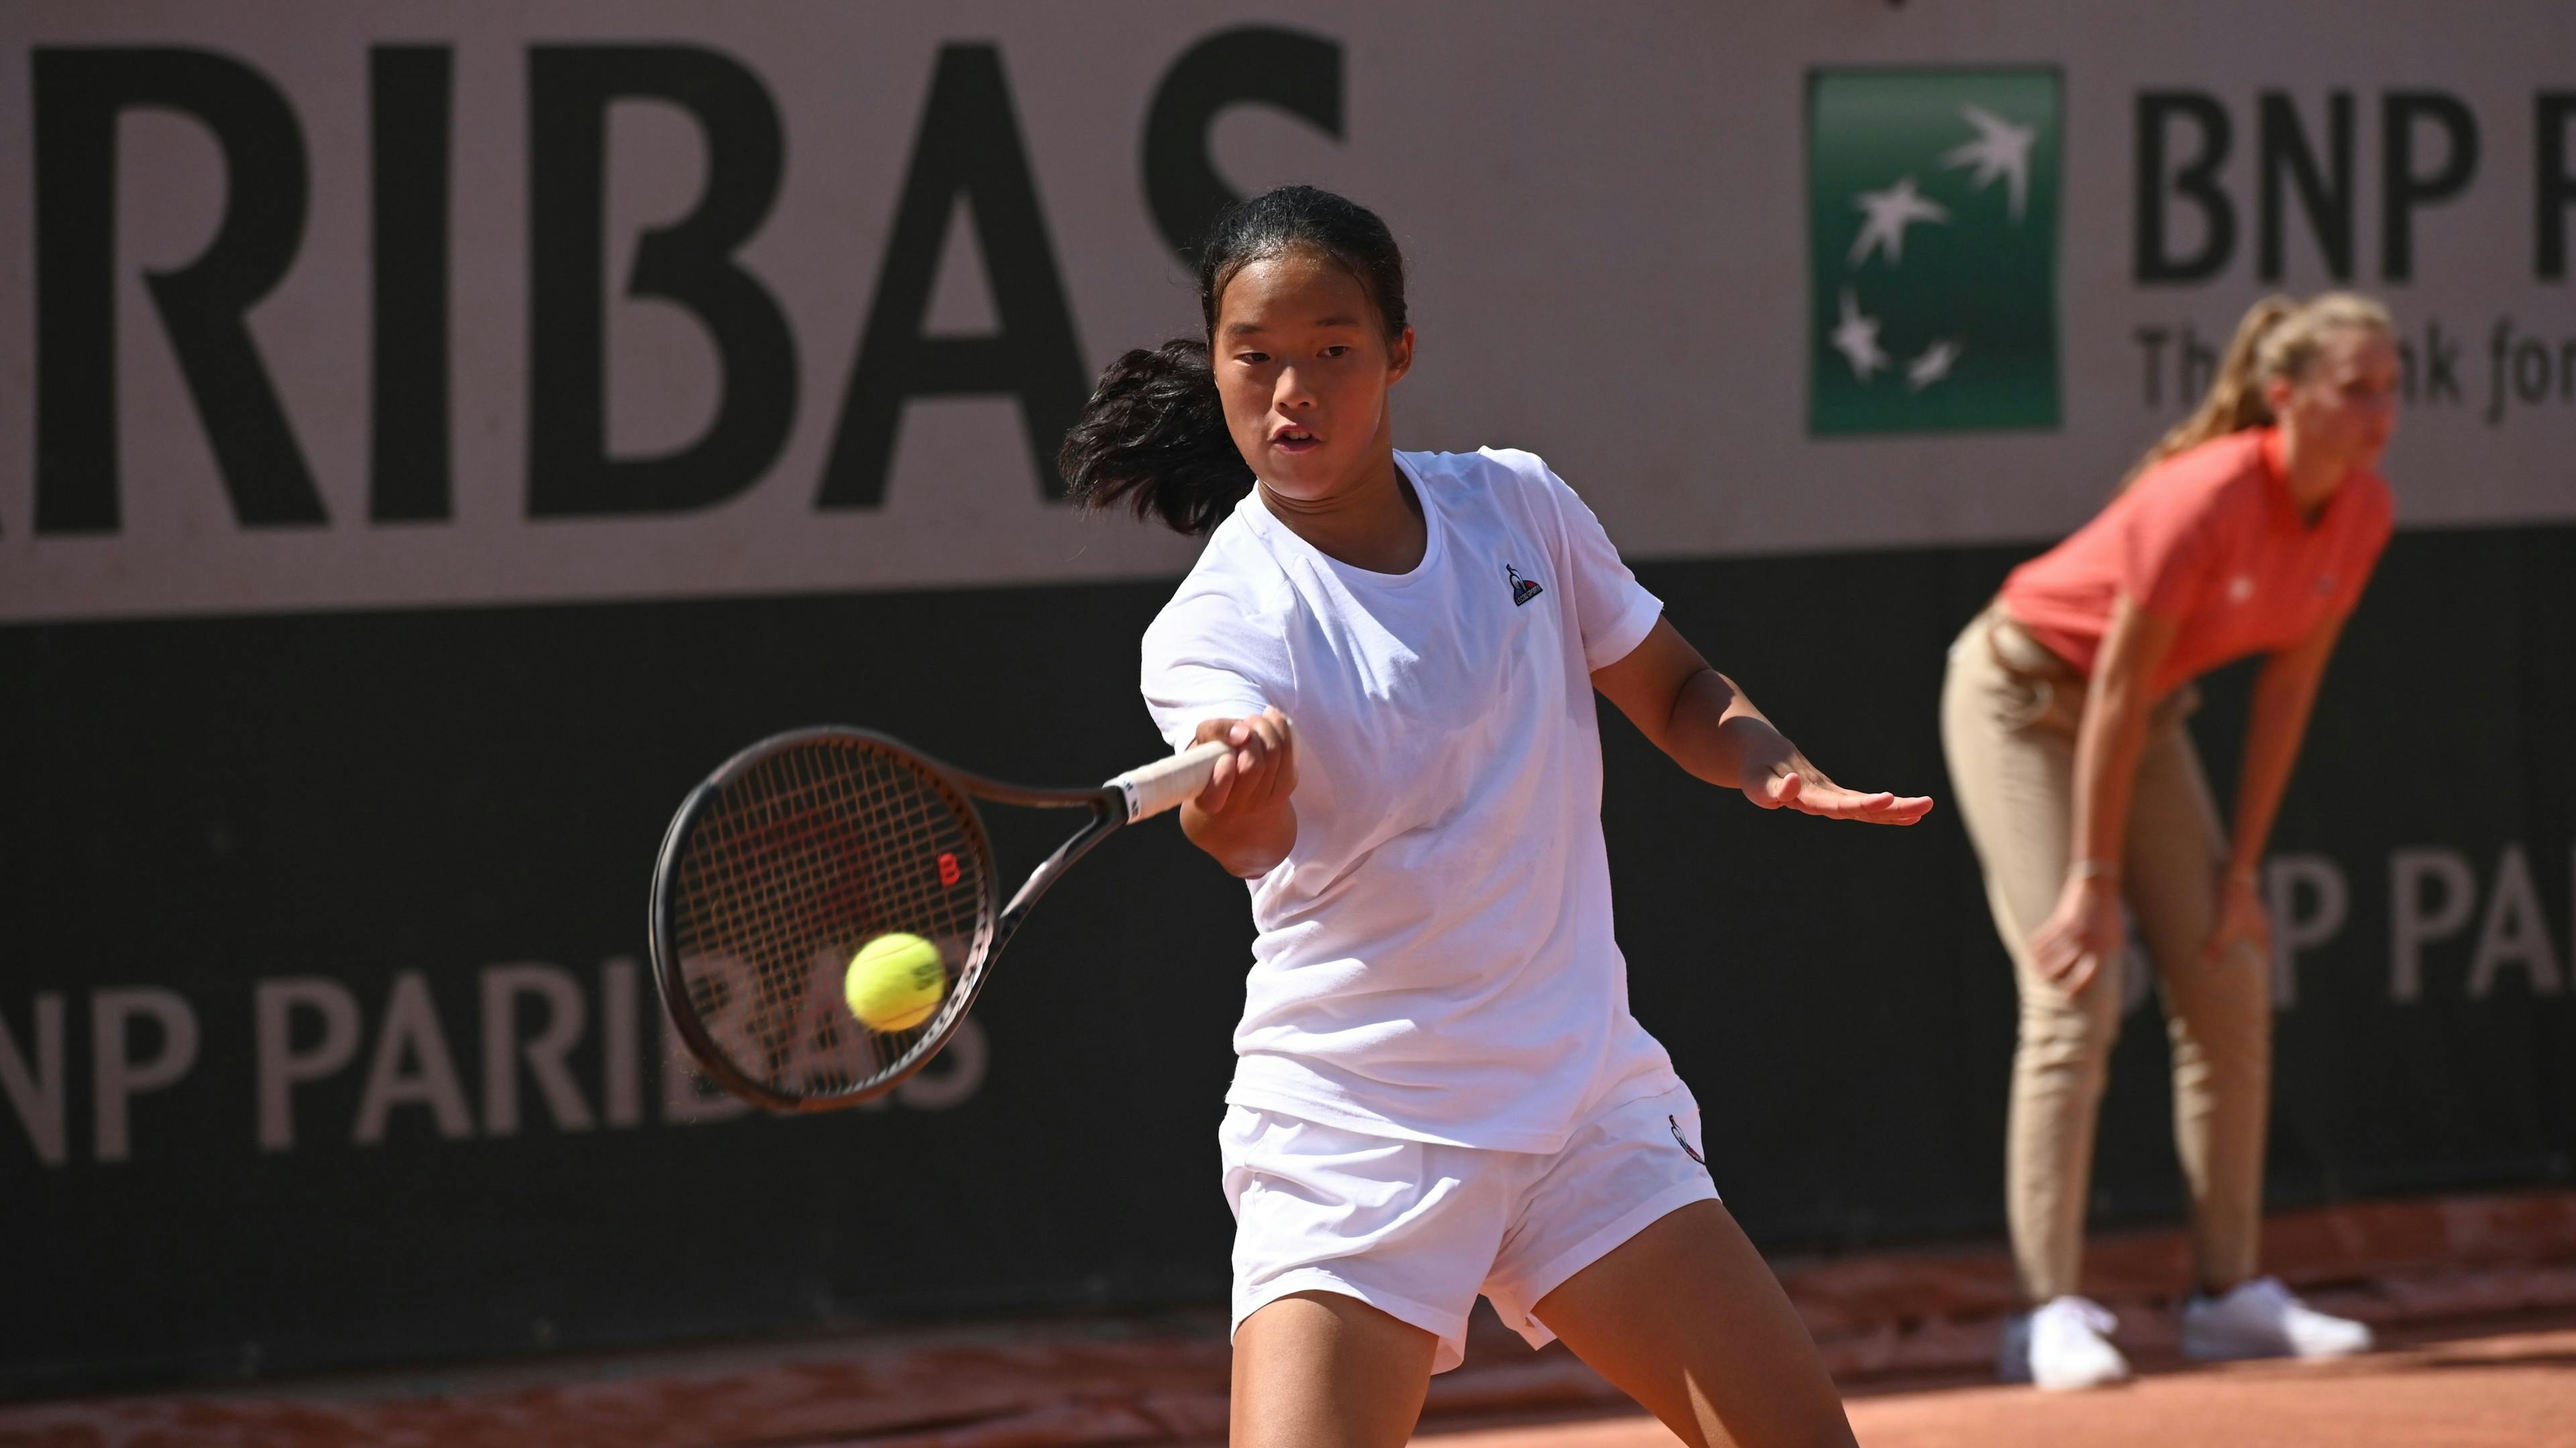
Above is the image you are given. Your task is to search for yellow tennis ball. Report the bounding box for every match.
[845,932,946,1032]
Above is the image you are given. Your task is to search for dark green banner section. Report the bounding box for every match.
[2,526,2569,1396]
[1808,68,2063,434]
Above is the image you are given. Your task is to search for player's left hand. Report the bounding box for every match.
[2202,865,2271,964]
[1744,756,1935,825]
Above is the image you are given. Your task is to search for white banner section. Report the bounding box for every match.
[1,1,2571,620]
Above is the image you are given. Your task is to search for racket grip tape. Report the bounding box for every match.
[1108,740,1232,822]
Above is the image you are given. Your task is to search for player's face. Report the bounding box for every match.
[1212,251,1412,502]
[2275,326,2399,477]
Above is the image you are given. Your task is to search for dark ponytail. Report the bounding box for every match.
[1060,184,1408,537]
[1058,338,1248,537]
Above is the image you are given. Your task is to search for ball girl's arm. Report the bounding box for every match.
[1590,617,1933,825]
[2031,594,2182,991]
[2206,606,2354,962]
[1178,708,1297,878]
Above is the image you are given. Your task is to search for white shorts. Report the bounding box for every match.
[1219,1083,1719,1374]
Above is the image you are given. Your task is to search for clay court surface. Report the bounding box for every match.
[7,1197,2571,1448]
[1428,1317,2576,1448]
[2,1313,2569,1448]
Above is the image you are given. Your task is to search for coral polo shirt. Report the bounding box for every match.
[1999,429,2393,699]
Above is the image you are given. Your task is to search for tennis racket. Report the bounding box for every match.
[649,727,1231,1112]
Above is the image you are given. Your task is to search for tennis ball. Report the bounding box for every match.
[845,932,946,1032]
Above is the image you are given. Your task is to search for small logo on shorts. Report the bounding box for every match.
[1668,1114,1707,1166]
[1506,563,1544,606]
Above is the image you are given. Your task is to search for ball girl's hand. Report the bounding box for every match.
[2204,865,2271,966]
[1189,708,1296,817]
[2030,869,2125,993]
[1741,752,1935,826]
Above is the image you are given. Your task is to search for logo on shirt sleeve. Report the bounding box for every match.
[1505,563,1545,607]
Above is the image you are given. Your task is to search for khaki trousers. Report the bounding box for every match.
[1938,603,2271,1302]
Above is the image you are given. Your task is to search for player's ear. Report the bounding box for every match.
[1383,325,1414,386]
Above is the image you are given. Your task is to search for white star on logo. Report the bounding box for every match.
[1847,175,1949,268]
[1905,339,1963,391]
[1831,288,1889,381]
[1941,105,2037,221]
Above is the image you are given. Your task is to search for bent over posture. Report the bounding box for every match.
[1941,292,2398,1390]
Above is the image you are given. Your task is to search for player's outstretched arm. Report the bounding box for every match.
[1179,708,1298,876]
[1593,617,1933,825]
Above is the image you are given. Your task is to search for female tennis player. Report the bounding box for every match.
[1939,293,2396,1390]
[1061,184,1928,1447]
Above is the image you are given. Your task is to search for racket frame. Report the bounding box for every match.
[649,726,1138,1113]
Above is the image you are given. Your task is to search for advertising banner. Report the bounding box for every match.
[0,2,2569,622]
[1,0,2568,1395]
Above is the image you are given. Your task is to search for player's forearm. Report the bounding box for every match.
[1182,799,1297,878]
[1659,668,1801,794]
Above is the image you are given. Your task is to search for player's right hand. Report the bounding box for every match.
[1189,708,1296,818]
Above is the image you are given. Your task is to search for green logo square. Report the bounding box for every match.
[1807,68,2063,435]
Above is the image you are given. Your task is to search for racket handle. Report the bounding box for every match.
[1108,740,1231,822]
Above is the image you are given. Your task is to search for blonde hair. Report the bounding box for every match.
[2121,290,2396,488]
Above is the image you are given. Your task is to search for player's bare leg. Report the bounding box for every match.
[1230,1290,1438,1448]
[1537,1200,1857,1448]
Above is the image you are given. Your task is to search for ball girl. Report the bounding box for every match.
[1939,293,2397,1389]
[1061,184,1930,1447]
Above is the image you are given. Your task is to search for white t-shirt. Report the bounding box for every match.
[1140,447,1682,1154]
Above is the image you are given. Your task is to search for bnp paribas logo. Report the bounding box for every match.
[1807,69,2062,435]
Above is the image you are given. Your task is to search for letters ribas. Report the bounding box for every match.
[27,32,1342,536]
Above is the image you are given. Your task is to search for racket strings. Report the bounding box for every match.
[671,740,991,1098]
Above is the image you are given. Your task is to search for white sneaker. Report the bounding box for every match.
[2180,1276,2375,1361]
[1998,1295,2133,1390]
